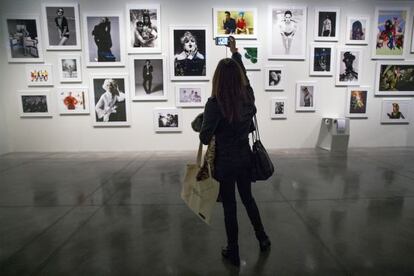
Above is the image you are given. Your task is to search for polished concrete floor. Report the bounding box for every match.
[0,148,413,276]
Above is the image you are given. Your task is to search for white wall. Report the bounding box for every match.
[0,55,10,155]
[1,0,414,152]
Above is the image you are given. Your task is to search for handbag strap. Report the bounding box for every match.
[252,115,261,142]
[197,142,203,167]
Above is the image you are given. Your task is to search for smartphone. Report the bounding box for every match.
[215,37,229,46]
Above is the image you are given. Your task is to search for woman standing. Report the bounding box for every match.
[199,37,270,267]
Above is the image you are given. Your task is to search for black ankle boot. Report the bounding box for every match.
[221,245,240,266]
[255,231,271,252]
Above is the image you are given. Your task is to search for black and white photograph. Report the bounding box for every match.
[175,83,206,107]
[153,108,182,132]
[57,54,82,82]
[90,74,130,126]
[25,64,54,87]
[170,26,209,80]
[4,16,44,62]
[336,48,362,86]
[309,44,335,76]
[129,56,167,101]
[126,4,161,53]
[296,81,316,112]
[314,8,340,41]
[375,61,414,96]
[17,90,51,117]
[41,3,81,50]
[83,13,125,67]
[345,15,370,45]
[57,87,89,115]
[380,98,411,124]
[270,97,287,119]
[265,66,284,90]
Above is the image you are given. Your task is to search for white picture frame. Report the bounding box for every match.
[309,43,335,76]
[89,73,130,127]
[264,66,284,91]
[268,6,307,60]
[17,90,52,117]
[345,86,370,118]
[153,108,183,132]
[314,8,340,42]
[25,64,54,86]
[372,6,410,59]
[83,12,125,67]
[41,3,81,50]
[380,98,411,124]
[212,7,258,39]
[375,61,414,96]
[232,43,261,70]
[56,87,89,115]
[296,81,316,112]
[4,15,44,63]
[335,47,363,86]
[57,54,82,83]
[175,83,207,107]
[129,55,168,101]
[170,25,210,81]
[270,97,287,119]
[345,15,370,45]
[126,4,161,54]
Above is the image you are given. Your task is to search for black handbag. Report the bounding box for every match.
[251,115,275,181]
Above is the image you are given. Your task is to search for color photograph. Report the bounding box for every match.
[25,64,53,87]
[234,44,261,70]
[57,87,89,115]
[175,83,206,107]
[213,8,257,39]
[380,98,411,124]
[375,61,414,95]
[346,86,369,118]
[345,15,370,45]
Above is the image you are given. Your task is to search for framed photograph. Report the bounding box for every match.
[126,4,161,53]
[336,47,362,86]
[41,3,81,50]
[268,6,307,60]
[314,8,340,41]
[17,90,52,117]
[309,43,335,76]
[83,13,125,67]
[170,26,209,81]
[57,54,82,82]
[380,98,411,124]
[345,15,370,45]
[175,83,207,107]
[153,108,182,132]
[375,61,414,96]
[90,74,130,126]
[129,55,167,101]
[264,66,284,91]
[372,7,410,59]
[4,15,44,62]
[57,87,89,114]
[412,25,414,53]
[25,64,53,86]
[346,86,369,118]
[270,97,287,119]
[213,8,258,39]
[296,81,316,112]
[231,43,261,70]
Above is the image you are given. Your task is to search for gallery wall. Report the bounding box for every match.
[1,0,414,153]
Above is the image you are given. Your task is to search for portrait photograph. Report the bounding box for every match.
[129,55,167,101]
[4,15,44,62]
[41,3,81,50]
[269,6,307,60]
[346,86,369,118]
[264,66,284,91]
[153,108,182,132]
[309,43,335,76]
[57,54,82,83]
[213,8,258,39]
[314,8,340,41]
[372,7,409,59]
[90,74,130,126]
[375,61,414,96]
[17,90,52,117]
[336,48,362,86]
[270,97,287,119]
[25,64,53,87]
[57,87,89,115]
[175,83,207,107]
[83,13,125,67]
[126,4,161,53]
[232,43,261,70]
[380,98,411,124]
[345,15,370,45]
[170,26,209,81]
[296,81,316,112]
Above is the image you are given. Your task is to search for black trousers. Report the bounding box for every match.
[219,173,264,247]
[143,77,152,93]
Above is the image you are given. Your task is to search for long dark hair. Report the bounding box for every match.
[212,58,251,123]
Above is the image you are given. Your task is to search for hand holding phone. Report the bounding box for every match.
[215,37,229,46]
